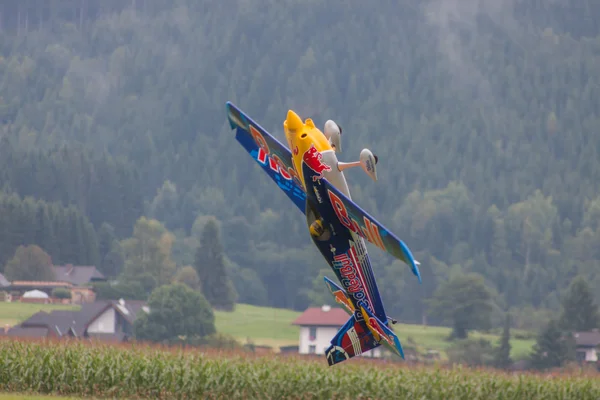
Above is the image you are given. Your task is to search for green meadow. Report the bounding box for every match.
[0,302,535,359]
[0,303,79,329]
[213,304,536,359]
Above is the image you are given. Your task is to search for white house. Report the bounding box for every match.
[292,305,383,358]
[573,330,600,363]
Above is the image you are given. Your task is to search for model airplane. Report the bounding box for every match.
[225,101,422,366]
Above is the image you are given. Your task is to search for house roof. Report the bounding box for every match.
[115,299,148,323]
[573,331,600,347]
[0,273,9,287]
[0,326,49,338]
[21,310,85,336]
[292,306,349,327]
[10,281,72,288]
[80,299,147,330]
[52,265,106,286]
[9,299,147,339]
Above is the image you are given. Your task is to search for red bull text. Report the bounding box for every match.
[249,124,302,187]
[327,190,386,252]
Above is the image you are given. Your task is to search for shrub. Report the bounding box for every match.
[51,288,71,299]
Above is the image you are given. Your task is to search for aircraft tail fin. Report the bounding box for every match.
[323,276,355,316]
[322,276,405,365]
[359,304,405,359]
[325,314,381,366]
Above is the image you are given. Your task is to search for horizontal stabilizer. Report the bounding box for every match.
[359,304,404,359]
[323,276,354,316]
[325,314,380,367]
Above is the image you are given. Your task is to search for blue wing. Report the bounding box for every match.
[318,173,422,283]
[226,102,306,214]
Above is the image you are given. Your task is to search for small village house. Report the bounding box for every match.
[52,264,107,303]
[7,281,73,303]
[52,264,106,286]
[0,299,148,342]
[292,305,383,358]
[573,330,600,365]
[1,264,107,304]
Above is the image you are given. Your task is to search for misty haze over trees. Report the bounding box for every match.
[1,0,600,348]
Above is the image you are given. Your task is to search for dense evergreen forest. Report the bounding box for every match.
[1,0,600,331]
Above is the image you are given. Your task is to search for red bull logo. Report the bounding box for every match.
[368,317,386,339]
[303,144,332,182]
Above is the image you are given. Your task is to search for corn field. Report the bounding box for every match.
[0,338,598,400]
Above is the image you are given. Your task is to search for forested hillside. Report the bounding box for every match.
[1,0,600,330]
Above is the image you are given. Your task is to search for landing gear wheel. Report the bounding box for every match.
[309,220,325,237]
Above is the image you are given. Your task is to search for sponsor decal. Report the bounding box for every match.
[365,157,375,173]
[327,190,386,251]
[302,144,332,182]
[249,124,302,187]
[332,248,374,321]
[313,186,323,203]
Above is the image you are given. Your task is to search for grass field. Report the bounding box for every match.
[214,303,302,348]
[214,303,535,359]
[0,339,597,400]
[1,301,535,359]
[0,303,79,328]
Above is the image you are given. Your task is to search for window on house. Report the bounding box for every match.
[309,327,317,341]
[309,345,316,354]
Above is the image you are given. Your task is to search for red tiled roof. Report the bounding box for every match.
[11,281,72,287]
[292,306,349,327]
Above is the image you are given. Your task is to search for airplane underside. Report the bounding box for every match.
[304,182,405,366]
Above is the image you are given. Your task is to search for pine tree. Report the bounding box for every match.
[559,275,600,332]
[494,313,512,369]
[97,223,123,278]
[34,203,55,259]
[529,319,574,370]
[194,218,237,311]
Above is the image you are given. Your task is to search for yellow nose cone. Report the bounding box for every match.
[285,110,304,133]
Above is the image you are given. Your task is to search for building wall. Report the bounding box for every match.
[71,288,96,304]
[87,308,115,333]
[585,348,598,362]
[298,325,340,354]
[298,325,383,358]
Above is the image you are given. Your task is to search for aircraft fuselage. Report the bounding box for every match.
[283,110,352,199]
